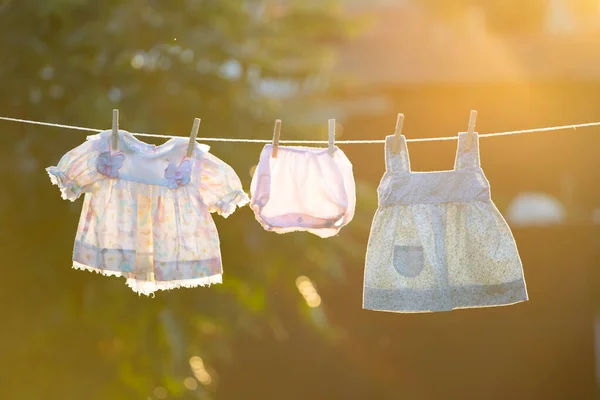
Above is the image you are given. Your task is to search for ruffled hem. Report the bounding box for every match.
[125,275,222,296]
[72,261,222,296]
[212,189,250,218]
[73,261,126,277]
[46,166,81,202]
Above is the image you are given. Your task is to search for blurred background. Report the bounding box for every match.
[1,0,599,399]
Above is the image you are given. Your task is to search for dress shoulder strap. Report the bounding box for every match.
[454,132,481,170]
[384,135,410,173]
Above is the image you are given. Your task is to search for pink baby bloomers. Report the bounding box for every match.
[250,144,355,238]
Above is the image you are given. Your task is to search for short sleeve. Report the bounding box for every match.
[46,135,105,201]
[195,151,249,218]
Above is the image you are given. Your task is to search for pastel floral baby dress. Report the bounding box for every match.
[47,129,249,295]
[363,133,528,312]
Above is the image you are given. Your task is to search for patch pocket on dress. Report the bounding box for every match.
[392,245,425,278]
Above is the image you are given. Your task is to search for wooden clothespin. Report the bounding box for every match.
[392,113,404,154]
[271,119,282,158]
[328,119,336,156]
[111,109,119,151]
[465,110,477,151]
[186,118,201,157]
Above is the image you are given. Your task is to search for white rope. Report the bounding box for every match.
[1,115,599,144]
[0,116,101,133]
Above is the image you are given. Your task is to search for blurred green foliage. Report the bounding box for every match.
[0,1,358,399]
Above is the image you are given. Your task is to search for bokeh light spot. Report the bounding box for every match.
[39,65,54,80]
[189,356,204,370]
[29,88,42,104]
[295,276,322,308]
[108,87,122,103]
[49,85,64,99]
[189,355,212,385]
[131,52,145,69]
[153,386,167,399]
[180,49,194,63]
[184,377,198,390]
[219,59,242,81]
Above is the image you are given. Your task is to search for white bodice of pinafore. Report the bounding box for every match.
[377,133,490,207]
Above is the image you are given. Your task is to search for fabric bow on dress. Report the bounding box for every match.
[96,151,125,178]
[165,159,192,189]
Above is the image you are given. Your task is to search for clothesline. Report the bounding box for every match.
[1,115,600,144]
